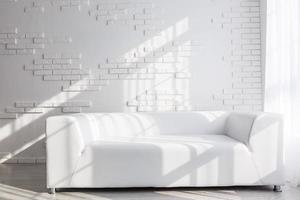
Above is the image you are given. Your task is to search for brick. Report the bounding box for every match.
[243,78,262,83]
[43,53,61,59]
[33,38,50,44]
[6,107,24,113]
[62,107,81,113]
[242,23,260,28]
[0,38,17,44]
[250,7,260,12]
[252,60,261,65]
[34,59,52,65]
[107,58,126,63]
[243,88,262,94]
[35,102,54,107]
[213,94,232,100]
[118,74,138,79]
[240,2,260,7]
[52,59,72,64]
[136,2,154,9]
[53,70,72,75]
[97,4,115,10]
[24,6,45,13]
[127,100,139,106]
[100,74,119,80]
[109,68,128,74]
[43,65,62,70]
[233,83,254,89]
[251,18,260,23]
[15,102,35,108]
[62,75,81,81]
[99,64,117,68]
[24,65,43,70]
[242,66,261,72]
[251,50,261,55]
[17,49,36,55]
[61,64,82,69]
[117,63,137,68]
[25,32,45,38]
[241,12,260,17]
[134,14,154,20]
[6,44,45,49]
[34,70,52,76]
[62,85,101,91]
[0,113,17,119]
[72,69,90,75]
[212,17,231,24]
[60,101,91,107]
[233,72,252,77]
[242,44,261,50]
[24,108,44,113]
[0,28,18,34]
[0,34,7,39]
[231,7,250,12]
[156,106,176,112]
[146,90,184,95]
[242,33,260,39]
[242,55,260,60]
[234,94,262,99]
[252,72,262,77]
[43,75,62,81]
[0,50,16,55]
[128,68,147,74]
[231,17,250,23]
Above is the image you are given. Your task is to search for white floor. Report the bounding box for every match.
[0,164,300,200]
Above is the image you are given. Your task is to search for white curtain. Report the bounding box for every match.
[264,0,300,186]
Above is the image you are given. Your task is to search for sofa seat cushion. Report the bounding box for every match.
[70,135,261,187]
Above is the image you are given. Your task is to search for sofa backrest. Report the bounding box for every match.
[67,111,229,142]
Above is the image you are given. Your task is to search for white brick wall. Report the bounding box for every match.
[211,0,263,111]
[0,0,263,163]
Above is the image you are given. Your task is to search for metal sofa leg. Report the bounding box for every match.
[273,185,282,192]
[48,188,56,194]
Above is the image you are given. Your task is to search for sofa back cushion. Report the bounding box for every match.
[70,111,229,140]
[134,111,229,136]
[225,112,257,145]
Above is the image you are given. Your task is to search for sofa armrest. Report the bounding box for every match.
[46,116,85,188]
[249,113,285,185]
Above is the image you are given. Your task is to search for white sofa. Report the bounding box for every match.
[46,111,284,193]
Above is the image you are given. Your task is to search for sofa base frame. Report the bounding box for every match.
[48,188,56,194]
[47,186,283,194]
[273,185,282,192]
